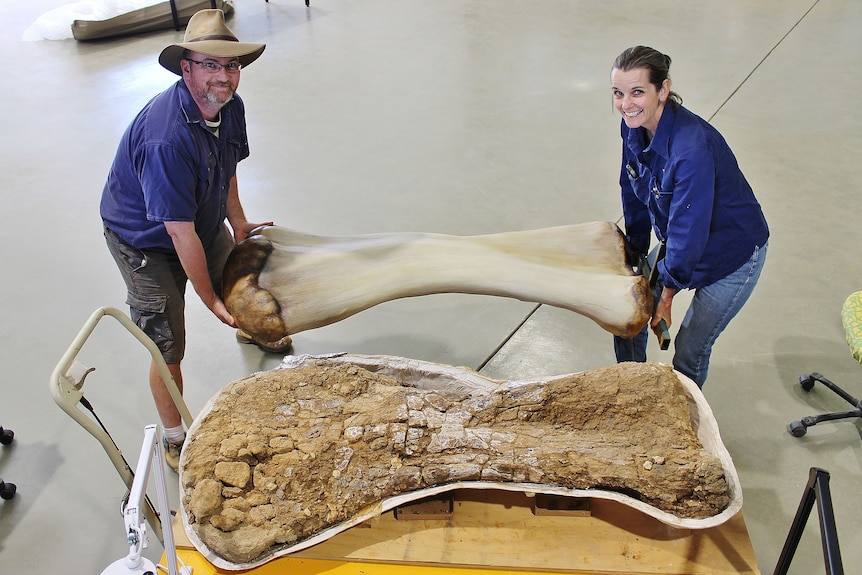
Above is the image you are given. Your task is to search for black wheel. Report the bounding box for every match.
[0,481,16,500]
[799,375,816,392]
[789,421,807,437]
[0,427,13,445]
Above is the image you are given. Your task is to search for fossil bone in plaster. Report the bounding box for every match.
[179,355,741,570]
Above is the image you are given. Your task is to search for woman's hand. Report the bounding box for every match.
[651,286,677,338]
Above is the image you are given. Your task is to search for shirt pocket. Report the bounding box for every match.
[221,137,245,174]
[626,161,653,204]
[649,175,674,218]
[126,291,173,351]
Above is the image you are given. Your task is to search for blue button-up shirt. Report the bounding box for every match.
[100,80,250,252]
[620,103,769,290]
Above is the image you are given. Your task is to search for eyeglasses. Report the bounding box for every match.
[185,59,242,73]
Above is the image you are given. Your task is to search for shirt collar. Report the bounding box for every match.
[176,79,235,126]
[647,102,677,159]
[177,79,205,125]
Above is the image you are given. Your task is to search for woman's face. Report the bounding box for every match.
[611,67,669,136]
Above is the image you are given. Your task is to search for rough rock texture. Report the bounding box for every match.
[181,360,730,565]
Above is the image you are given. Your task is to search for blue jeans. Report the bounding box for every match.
[614,241,768,388]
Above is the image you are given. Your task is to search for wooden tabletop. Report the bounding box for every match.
[170,489,761,574]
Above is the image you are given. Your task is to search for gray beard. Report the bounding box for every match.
[204,90,234,107]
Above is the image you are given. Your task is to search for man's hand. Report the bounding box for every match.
[208,296,237,328]
[233,220,274,244]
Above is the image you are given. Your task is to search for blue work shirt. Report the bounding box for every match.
[100,79,250,252]
[620,103,769,290]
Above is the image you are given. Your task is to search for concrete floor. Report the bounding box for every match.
[1,0,860,573]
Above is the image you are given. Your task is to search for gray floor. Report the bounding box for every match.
[1,1,860,573]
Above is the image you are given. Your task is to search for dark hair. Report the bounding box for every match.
[613,46,683,107]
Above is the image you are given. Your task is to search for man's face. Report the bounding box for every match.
[181,51,241,112]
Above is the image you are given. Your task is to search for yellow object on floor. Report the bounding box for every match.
[841,291,862,363]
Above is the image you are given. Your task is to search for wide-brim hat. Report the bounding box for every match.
[159,9,266,76]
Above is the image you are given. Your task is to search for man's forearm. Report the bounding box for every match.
[165,221,218,307]
[226,176,250,241]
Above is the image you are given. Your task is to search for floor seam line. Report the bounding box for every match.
[708,0,821,123]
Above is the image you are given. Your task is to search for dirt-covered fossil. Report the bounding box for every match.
[179,355,741,570]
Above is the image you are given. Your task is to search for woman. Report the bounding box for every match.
[610,46,769,388]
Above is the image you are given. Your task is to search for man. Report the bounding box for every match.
[100,9,287,471]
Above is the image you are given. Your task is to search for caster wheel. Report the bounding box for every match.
[799,375,815,392]
[0,480,16,500]
[789,421,807,437]
[0,427,13,445]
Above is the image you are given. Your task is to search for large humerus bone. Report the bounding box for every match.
[180,355,741,570]
[223,222,651,348]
